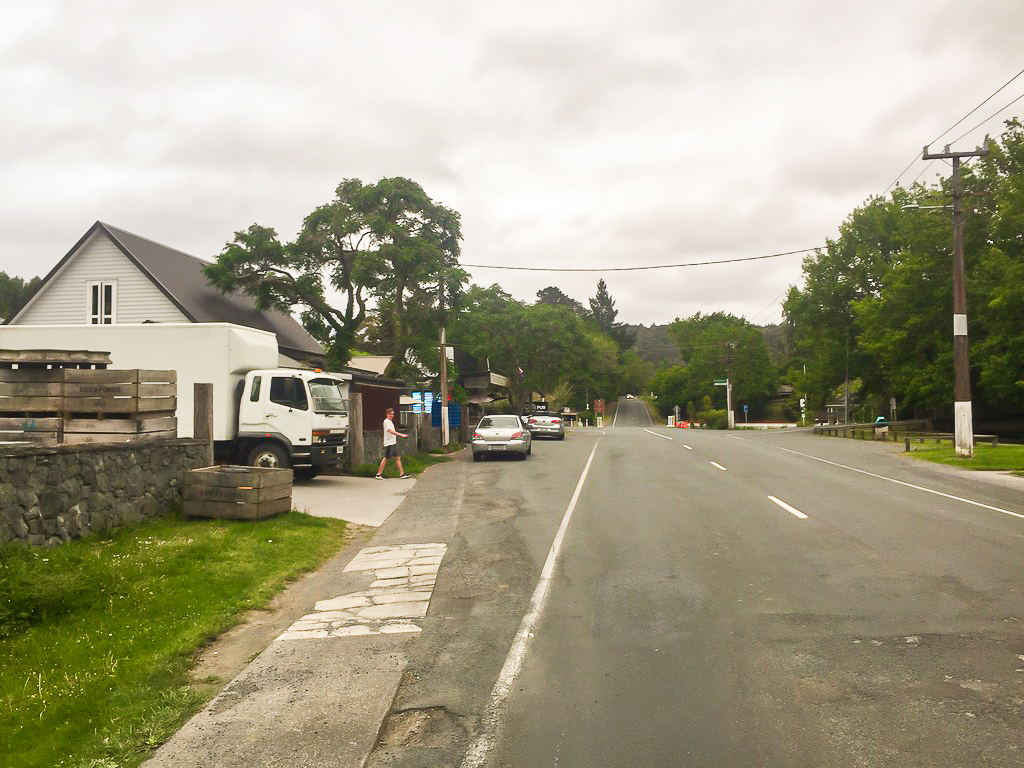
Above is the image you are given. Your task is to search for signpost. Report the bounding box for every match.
[713,377,735,429]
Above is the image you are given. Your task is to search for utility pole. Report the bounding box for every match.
[922,139,989,458]
[438,279,450,447]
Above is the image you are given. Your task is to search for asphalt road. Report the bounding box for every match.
[367,398,1024,767]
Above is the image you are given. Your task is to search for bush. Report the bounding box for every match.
[697,409,729,429]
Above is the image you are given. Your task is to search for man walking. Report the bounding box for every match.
[377,407,410,479]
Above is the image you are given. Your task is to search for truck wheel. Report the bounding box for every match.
[247,443,289,469]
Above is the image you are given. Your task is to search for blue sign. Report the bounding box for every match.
[430,398,461,427]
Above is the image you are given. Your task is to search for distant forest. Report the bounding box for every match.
[626,322,789,369]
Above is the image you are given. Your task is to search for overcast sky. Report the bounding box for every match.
[2,0,1020,328]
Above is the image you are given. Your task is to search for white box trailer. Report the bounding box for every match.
[0,323,350,476]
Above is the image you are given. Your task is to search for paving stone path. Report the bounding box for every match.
[276,543,447,640]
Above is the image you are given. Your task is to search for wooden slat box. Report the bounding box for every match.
[0,368,176,443]
[183,466,293,521]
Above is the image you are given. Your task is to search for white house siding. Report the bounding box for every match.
[14,233,188,325]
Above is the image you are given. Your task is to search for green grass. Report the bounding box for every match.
[906,442,1024,475]
[351,447,459,478]
[0,510,349,768]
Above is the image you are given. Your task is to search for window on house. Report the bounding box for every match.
[87,281,116,324]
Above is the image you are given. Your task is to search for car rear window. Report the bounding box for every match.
[480,416,520,428]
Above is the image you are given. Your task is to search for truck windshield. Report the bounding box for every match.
[308,378,348,415]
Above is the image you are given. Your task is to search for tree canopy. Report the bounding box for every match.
[784,120,1024,423]
[205,177,465,375]
[0,272,40,322]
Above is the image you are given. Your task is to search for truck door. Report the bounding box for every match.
[259,375,313,451]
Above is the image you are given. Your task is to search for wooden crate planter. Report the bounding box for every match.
[0,367,176,444]
[183,466,293,520]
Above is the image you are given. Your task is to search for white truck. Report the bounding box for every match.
[0,323,350,478]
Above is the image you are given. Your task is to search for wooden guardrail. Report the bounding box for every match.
[813,420,1006,450]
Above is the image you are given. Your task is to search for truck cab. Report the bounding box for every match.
[235,369,349,476]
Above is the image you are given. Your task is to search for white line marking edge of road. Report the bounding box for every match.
[460,439,602,768]
[775,445,1024,521]
[710,461,727,471]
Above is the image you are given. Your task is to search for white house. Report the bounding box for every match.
[8,221,324,367]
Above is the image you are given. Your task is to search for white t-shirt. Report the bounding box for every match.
[383,417,397,446]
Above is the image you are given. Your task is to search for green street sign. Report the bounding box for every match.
[713,378,728,386]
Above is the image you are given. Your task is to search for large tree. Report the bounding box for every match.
[0,272,41,322]
[663,312,778,417]
[451,284,592,408]
[205,177,465,374]
[536,286,588,318]
[588,279,635,351]
[783,121,1024,423]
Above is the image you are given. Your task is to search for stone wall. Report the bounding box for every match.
[0,439,210,546]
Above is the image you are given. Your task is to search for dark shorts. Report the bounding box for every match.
[384,444,399,459]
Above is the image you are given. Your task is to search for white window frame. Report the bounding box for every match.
[87,281,117,324]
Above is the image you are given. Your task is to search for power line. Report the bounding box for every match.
[884,66,1024,194]
[930,67,1024,146]
[462,248,817,273]
[949,89,1024,146]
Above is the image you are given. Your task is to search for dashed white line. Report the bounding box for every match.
[683,444,693,451]
[768,495,808,519]
[644,428,673,440]
[710,462,727,471]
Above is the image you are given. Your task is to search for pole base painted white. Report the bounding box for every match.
[954,400,974,458]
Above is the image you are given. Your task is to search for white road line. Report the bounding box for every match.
[460,440,602,768]
[775,445,1024,521]
[683,444,693,450]
[710,461,727,471]
[768,495,808,519]
[644,428,673,441]
[727,435,745,440]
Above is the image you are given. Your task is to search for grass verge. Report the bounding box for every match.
[906,442,1024,475]
[0,510,349,768]
[350,446,460,478]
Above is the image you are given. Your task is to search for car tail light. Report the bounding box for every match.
[528,418,537,424]
[473,431,483,439]
[511,430,524,440]
[551,418,561,424]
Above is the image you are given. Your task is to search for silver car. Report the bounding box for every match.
[472,414,533,460]
[526,410,565,440]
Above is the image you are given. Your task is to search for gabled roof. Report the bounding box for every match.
[19,221,324,362]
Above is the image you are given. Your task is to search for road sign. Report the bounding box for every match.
[714,378,728,386]
[593,399,605,414]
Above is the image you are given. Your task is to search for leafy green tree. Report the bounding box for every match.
[664,312,778,418]
[783,187,919,410]
[649,364,689,417]
[205,177,464,372]
[970,119,1024,414]
[588,279,635,351]
[536,286,588,318]
[0,273,40,322]
[451,285,591,408]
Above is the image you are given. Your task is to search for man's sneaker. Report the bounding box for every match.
[375,474,384,480]
[399,474,411,479]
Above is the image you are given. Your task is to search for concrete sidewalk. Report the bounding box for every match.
[291,473,415,527]
[143,468,449,768]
